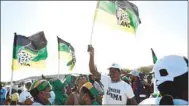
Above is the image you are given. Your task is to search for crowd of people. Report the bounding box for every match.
[0,45,188,105]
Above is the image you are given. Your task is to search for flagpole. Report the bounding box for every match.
[57,36,60,79]
[9,67,14,96]
[58,59,60,79]
[10,32,17,96]
[151,48,159,95]
[89,1,99,45]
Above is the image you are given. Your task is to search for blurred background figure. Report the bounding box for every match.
[0,83,8,105]
[143,75,154,98]
[65,76,88,105]
[18,79,33,105]
[65,84,72,96]
[79,82,99,105]
[18,91,33,105]
[88,74,104,104]
[128,70,145,104]
[122,76,131,85]
[50,79,67,105]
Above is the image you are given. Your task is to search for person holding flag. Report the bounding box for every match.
[88,45,137,105]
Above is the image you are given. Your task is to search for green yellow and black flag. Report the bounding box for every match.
[12,31,48,71]
[151,48,158,64]
[57,36,76,71]
[93,1,141,34]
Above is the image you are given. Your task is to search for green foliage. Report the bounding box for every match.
[122,65,153,74]
[122,68,132,73]
[137,65,153,74]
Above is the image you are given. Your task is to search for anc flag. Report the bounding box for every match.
[151,48,158,64]
[94,1,141,34]
[150,48,159,95]
[57,36,76,71]
[12,31,48,71]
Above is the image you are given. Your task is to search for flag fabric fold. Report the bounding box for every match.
[12,31,48,71]
[57,36,76,71]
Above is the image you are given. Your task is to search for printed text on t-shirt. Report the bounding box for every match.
[106,87,122,101]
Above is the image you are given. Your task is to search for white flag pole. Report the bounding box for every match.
[57,36,60,79]
[89,1,100,45]
[10,32,17,96]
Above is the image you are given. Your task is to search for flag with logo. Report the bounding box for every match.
[12,31,48,71]
[57,36,76,71]
[93,1,141,34]
[151,48,158,64]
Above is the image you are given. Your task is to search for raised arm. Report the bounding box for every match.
[88,45,101,80]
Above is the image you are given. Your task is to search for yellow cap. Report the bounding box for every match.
[10,93,19,101]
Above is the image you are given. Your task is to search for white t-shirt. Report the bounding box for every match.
[101,75,135,104]
[139,98,188,105]
[32,102,43,105]
[18,91,33,103]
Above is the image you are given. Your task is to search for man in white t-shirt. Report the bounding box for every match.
[88,45,137,105]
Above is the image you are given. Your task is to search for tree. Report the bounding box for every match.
[137,65,153,74]
[121,68,132,76]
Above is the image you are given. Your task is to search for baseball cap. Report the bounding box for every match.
[24,79,32,84]
[82,82,99,97]
[153,55,188,86]
[10,93,19,101]
[129,69,139,77]
[107,63,122,71]
[12,85,18,91]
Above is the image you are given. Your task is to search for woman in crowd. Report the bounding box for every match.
[30,79,52,105]
[79,82,99,105]
[65,76,88,105]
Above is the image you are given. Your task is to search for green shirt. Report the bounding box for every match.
[92,101,99,105]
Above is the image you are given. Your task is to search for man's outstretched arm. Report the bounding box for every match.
[88,45,101,80]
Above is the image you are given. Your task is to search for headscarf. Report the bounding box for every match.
[30,80,51,92]
[30,80,52,105]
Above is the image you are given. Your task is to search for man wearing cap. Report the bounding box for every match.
[18,79,33,105]
[18,91,33,105]
[88,45,137,105]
